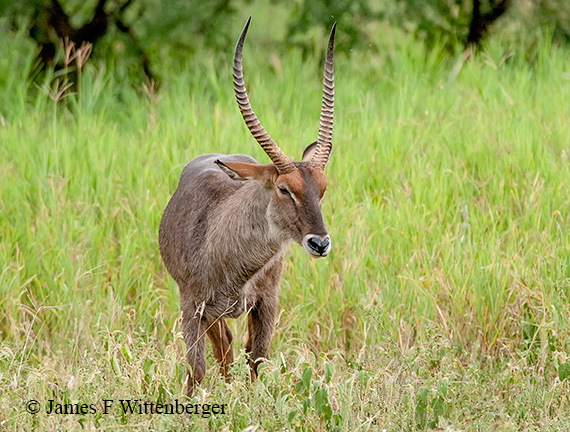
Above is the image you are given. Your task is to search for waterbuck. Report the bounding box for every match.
[158,17,336,395]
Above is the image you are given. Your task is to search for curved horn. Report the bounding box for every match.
[310,23,336,170]
[233,17,296,174]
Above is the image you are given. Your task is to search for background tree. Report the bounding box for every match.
[0,0,239,80]
[467,0,512,48]
[1,0,570,80]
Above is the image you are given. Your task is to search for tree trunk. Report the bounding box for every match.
[467,0,512,48]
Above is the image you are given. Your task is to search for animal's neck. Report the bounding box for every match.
[206,182,285,285]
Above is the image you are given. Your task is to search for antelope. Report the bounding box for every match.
[158,17,336,395]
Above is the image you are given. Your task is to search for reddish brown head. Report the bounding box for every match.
[217,18,336,257]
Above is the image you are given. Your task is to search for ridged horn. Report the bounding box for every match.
[310,22,336,170]
[233,17,296,174]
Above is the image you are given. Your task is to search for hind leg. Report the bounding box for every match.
[207,318,234,381]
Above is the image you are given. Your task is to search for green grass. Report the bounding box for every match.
[1,28,570,431]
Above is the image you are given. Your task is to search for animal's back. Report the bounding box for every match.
[177,153,258,185]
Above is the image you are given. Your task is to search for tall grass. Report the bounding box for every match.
[1,27,569,430]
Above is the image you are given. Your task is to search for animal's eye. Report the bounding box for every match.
[278,186,290,196]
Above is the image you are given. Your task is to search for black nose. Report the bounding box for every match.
[307,236,330,255]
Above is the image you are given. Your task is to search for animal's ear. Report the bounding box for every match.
[301,141,318,162]
[215,160,277,185]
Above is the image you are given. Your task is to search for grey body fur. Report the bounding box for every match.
[160,153,287,320]
[159,154,287,391]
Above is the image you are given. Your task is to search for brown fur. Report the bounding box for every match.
[159,151,330,395]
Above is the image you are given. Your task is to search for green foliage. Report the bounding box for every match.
[284,0,381,51]
[0,0,241,73]
[415,380,449,429]
[560,363,570,382]
[2,0,570,77]
[290,364,338,429]
[401,0,471,49]
[123,0,239,62]
[534,0,570,42]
